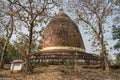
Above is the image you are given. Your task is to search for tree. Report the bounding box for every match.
[64,0,117,71]
[8,0,55,73]
[0,1,15,68]
[0,37,18,64]
[13,34,38,58]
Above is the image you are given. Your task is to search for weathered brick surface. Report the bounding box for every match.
[40,11,85,52]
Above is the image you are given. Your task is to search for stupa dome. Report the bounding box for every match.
[40,7,85,53]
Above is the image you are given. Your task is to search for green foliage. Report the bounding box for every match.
[112,25,120,50]
[0,37,18,64]
[112,22,120,67]
[115,53,120,65]
[115,0,120,5]
[6,43,18,63]
[13,33,39,64]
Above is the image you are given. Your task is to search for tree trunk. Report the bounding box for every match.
[0,38,8,68]
[24,23,33,73]
[101,34,110,71]
[0,15,14,68]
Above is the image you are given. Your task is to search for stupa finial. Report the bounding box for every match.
[59,0,64,13]
[59,5,63,11]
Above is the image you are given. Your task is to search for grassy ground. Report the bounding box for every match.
[0,64,120,80]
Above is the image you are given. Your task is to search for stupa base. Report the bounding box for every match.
[30,52,100,66]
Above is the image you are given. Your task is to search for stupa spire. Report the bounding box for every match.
[59,5,63,12]
[59,0,64,15]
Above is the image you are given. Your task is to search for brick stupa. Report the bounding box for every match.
[40,6,85,53]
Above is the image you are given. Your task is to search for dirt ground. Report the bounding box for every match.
[0,65,120,80]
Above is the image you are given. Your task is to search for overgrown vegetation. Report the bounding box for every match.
[0,37,18,64]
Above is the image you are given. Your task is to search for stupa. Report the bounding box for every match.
[31,7,99,65]
[40,6,85,53]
